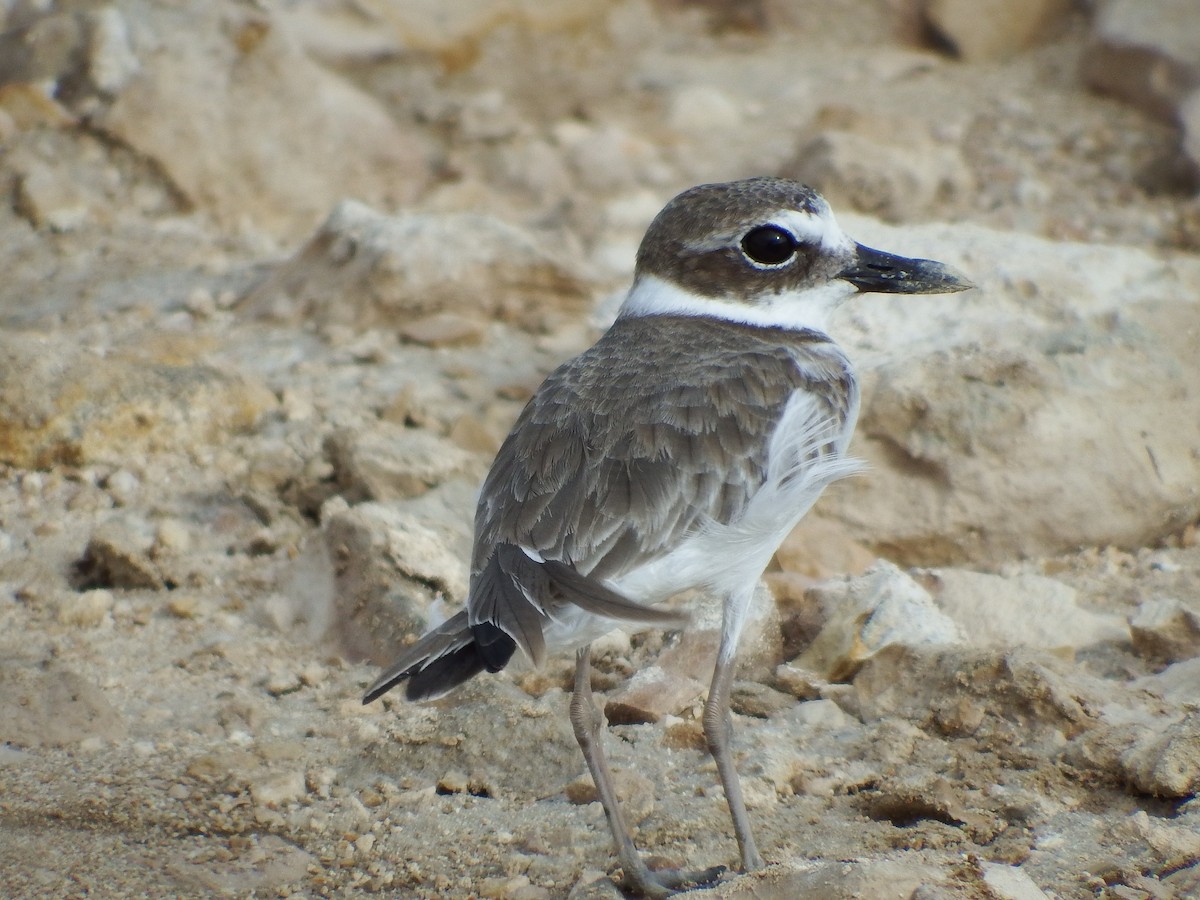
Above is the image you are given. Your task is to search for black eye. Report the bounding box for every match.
[740,225,798,266]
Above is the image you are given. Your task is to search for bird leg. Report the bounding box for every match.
[702,597,766,873]
[570,646,724,897]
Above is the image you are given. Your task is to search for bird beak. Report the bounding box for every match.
[837,243,974,294]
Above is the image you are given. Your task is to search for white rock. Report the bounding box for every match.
[56,588,114,628]
[794,561,964,680]
[249,769,308,807]
[96,3,429,239]
[1133,656,1200,708]
[240,200,591,332]
[325,423,479,503]
[981,863,1050,900]
[84,7,139,94]
[928,569,1128,656]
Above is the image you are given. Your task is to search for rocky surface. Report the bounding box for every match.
[2,1,1199,898]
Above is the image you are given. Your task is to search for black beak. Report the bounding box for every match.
[838,243,974,294]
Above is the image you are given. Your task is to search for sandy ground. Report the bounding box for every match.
[1,2,1199,898]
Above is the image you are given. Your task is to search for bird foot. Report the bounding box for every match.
[619,862,727,897]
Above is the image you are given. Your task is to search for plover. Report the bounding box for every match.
[364,177,971,896]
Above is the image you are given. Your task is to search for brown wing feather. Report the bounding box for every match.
[471,315,853,589]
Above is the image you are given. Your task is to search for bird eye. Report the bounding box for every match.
[740,225,798,266]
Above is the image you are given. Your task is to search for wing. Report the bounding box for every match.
[473,316,855,582]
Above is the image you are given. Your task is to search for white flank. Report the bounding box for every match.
[618,273,855,334]
[611,391,863,608]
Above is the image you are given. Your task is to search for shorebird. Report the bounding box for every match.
[364,177,971,896]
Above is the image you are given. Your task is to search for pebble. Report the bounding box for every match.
[56,588,114,627]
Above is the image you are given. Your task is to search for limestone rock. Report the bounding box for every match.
[78,520,164,591]
[603,665,705,724]
[95,2,429,239]
[853,645,1098,748]
[712,857,950,899]
[924,0,1073,61]
[1129,597,1200,663]
[981,863,1051,900]
[0,662,126,747]
[774,514,876,581]
[0,331,277,470]
[820,220,1200,565]
[325,423,479,504]
[320,488,472,665]
[1082,0,1200,122]
[793,561,963,681]
[785,121,973,223]
[925,568,1128,656]
[240,200,592,332]
[1120,715,1200,797]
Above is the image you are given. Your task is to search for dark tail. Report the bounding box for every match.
[362,545,688,704]
[362,609,514,703]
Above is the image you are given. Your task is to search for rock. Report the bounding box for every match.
[653,582,782,684]
[784,118,973,223]
[78,520,165,591]
[398,313,489,348]
[56,588,115,627]
[1133,656,1200,708]
[603,665,705,724]
[853,645,1098,748]
[923,0,1073,61]
[320,489,472,665]
[774,514,875,580]
[0,662,126,747]
[83,7,140,96]
[565,770,655,825]
[325,423,479,504]
[1081,0,1200,123]
[729,682,795,718]
[1130,597,1200,663]
[0,331,277,470]
[712,857,950,899]
[0,82,74,130]
[249,769,308,808]
[925,568,1128,656]
[1120,715,1200,797]
[980,863,1051,900]
[819,220,1200,565]
[792,561,963,681]
[13,158,91,230]
[95,2,429,239]
[240,200,592,332]
[553,121,669,193]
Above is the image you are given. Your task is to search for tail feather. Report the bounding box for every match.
[363,546,690,705]
[403,643,488,701]
[362,610,478,704]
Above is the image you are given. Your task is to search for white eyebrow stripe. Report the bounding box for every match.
[772,208,855,254]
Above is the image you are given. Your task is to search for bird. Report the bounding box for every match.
[363,176,972,896]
